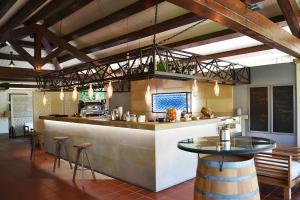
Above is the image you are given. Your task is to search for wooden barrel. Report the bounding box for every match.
[194,155,260,200]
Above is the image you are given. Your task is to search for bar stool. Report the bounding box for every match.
[53,136,73,172]
[72,142,96,181]
[30,130,42,160]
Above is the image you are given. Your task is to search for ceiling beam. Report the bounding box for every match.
[58,12,204,63]
[166,0,300,58]
[24,0,74,25]
[0,0,17,19]
[197,44,272,61]
[43,0,93,27]
[0,0,47,36]
[0,53,25,61]
[63,0,164,41]
[167,15,285,49]
[0,67,51,82]
[277,0,300,38]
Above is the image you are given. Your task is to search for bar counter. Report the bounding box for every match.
[39,116,219,191]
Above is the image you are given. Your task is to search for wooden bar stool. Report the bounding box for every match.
[53,136,73,172]
[72,142,96,181]
[30,131,42,160]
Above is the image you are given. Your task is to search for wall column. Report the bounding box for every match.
[294,59,300,146]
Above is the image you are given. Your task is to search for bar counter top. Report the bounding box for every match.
[39,116,219,131]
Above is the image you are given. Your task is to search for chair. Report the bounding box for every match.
[255,146,300,200]
[52,136,73,172]
[72,142,96,181]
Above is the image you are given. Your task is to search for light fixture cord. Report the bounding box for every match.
[153,1,158,45]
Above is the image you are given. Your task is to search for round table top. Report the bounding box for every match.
[178,136,276,155]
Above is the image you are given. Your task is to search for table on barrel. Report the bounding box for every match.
[178,136,276,200]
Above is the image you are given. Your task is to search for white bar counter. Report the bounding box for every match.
[39,116,218,192]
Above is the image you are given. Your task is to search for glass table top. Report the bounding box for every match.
[178,136,276,155]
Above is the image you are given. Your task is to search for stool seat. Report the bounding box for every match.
[53,136,69,140]
[74,142,92,148]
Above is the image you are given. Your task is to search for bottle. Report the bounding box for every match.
[148,57,154,71]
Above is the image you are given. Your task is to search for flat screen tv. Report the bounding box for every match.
[152,92,191,113]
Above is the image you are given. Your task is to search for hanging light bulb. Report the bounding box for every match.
[88,83,94,100]
[214,81,220,97]
[42,92,47,106]
[107,81,113,99]
[192,79,198,97]
[72,86,78,101]
[59,88,64,101]
[145,84,151,105]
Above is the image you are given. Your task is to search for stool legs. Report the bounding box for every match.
[84,149,96,180]
[53,141,73,172]
[30,134,36,160]
[73,148,81,181]
[73,148,95,181]
[53,142,59,172]
[62,142,73,169]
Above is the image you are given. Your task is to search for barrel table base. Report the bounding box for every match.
[194,155,260,200]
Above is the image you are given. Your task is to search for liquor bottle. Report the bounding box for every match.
[157,59,164,71]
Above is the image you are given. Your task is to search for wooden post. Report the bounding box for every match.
[294,59,300,147]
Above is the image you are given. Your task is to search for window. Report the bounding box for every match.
[152,92,191,113]
[249,85,294,134]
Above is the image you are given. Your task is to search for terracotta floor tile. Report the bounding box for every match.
[0,135,297,200]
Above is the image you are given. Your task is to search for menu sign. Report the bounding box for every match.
[250,87,268,132]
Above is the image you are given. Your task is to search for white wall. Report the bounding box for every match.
[233,62,296,146]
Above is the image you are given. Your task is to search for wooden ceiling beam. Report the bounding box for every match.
[0,0,47,36]
[0,67,51,82]
[197,44,272,61]
[167,15,285,49]
[24,0,74,25]
[0,53,25,61]
[277,0,300,38]
[0,0,17,19]
[43,0,93,27]
[58,12,204,63]
[166,0,300,57]
[63,0,164,41]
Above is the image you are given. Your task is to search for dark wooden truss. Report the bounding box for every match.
[36,45,250,91]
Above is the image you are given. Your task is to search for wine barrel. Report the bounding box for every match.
[194,155,260,200]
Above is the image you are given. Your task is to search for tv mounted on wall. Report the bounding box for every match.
[152,92,191,113]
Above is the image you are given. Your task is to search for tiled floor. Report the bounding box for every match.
[0,135,298,200]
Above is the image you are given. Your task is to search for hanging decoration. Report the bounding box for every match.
[192,79,198,97]
[9,51,15,67]
[59,88,64,101]
[72,86,78,101]
[42,92,47,106]
[214,81,220,96]
[88,83,94,99]
[107,81,113,98]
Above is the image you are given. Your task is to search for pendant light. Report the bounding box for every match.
[107,81,113,98]
[145,79,151,105]
[72,86,78,101]
[214,81,220,96]
[42,92,47,106]
[88,83,94,99]
[9,51,15,67]
[192,79,198,97]
[59,88,64,101]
